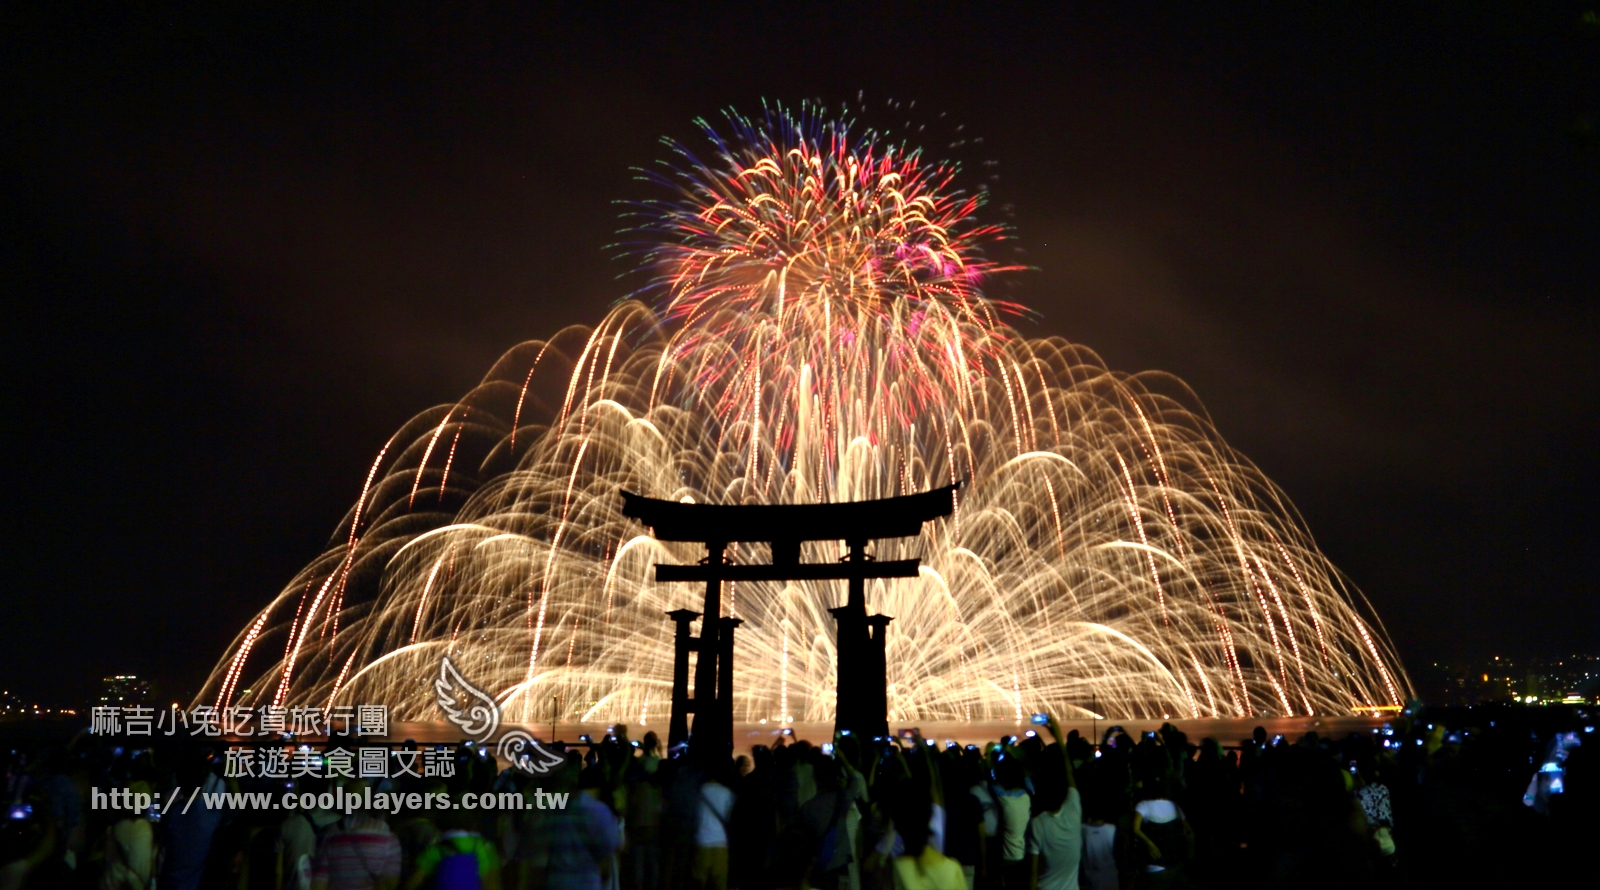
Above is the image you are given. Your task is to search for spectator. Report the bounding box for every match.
[539,757,621,890]
[797,752,860,889]
[159,750,227,890]
[1025,716,1081,890]
[624,732,665,890]
[939,753,984,890]
[404,805,500,890]
[0,793,55,890]
[693,760,737,890]
[990,749,1031,889]
[99,780,155,890]
[282,775,343,890]
[1129,779,1192,890]
[888,791,964,890]
[311,795,402,890]
[1078,793,1118,890]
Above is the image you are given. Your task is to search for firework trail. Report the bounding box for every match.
[202,105,1409,726]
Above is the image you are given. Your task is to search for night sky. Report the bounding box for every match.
[5,3,1597,704]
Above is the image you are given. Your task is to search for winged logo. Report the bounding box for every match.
[434,655,501,741]
[433,656,565,774]
[497,730,567,775]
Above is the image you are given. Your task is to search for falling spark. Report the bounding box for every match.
[202,105,1410,722]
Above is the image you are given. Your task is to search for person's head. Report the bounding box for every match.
[1082,780,1117,824]
[580,762,606,794]
[641,731,661,756]
[891,787,935,859]
[340,780,388,827]
[1138,775,1172,802]
[774,743,796,770]
[549,755,582,793]
[710,757,740,788]
[175,745,214,787]
[736,754,753,777]
[438,802,477,832]
[1032,753,1069,813]
[1253,726,1268,747]
[1167,728,1189,751]
[994,754,1026,791]
[812,754,840,790]
[1068,735,1093,764]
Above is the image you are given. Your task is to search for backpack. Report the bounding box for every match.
[432,835,483,890]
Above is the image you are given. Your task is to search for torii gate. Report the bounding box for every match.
[620,483,959,754]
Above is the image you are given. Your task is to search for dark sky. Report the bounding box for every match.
[4,3,1597,704]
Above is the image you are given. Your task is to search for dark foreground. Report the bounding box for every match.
[2,703,1593,889]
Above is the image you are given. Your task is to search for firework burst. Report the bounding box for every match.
[202,106,1409,726]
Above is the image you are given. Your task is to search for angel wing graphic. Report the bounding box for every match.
[497,730,567,775]
[434,656,501,742]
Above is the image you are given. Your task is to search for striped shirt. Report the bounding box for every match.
[312,825,402,890]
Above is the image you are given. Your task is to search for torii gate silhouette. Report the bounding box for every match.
[620,483,960,756]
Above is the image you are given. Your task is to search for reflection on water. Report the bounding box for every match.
[381,716,1387,752]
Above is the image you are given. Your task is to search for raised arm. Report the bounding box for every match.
[909,730,944,806]
[1044,715,1076,790]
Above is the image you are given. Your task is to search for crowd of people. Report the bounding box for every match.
[0,707,1591,889]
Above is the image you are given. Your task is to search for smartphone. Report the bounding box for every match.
[1348,760,1358,774]
[898,728,918,739]
[839,729,852,736]
[1030,713,1049,725]
[145,804,161,822]
[820,742,835,756]
[8,804,32,820]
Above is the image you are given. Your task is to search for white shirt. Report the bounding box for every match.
[928,802,946,855]
[1133,799,1184,873]
[1026,788,1082,890]
[695,782,735,848]
[1133,799,1181,824]
[1080,823,1118,890]
[970,783,998,837]
[995,789,1031,862]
